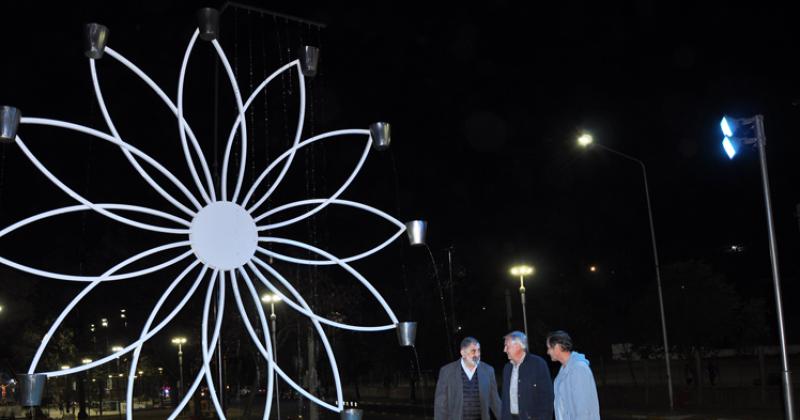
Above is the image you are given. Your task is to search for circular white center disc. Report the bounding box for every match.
[190,201,258,270]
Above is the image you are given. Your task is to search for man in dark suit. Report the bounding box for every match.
[500,331,554,420]
[435,337,502,420]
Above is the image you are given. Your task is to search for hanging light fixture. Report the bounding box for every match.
[396,321,418,347]
[197,8,220,41]
[0,106,21,143]
[84,23,109,59]
[341,408,364,420]
[300,46,320,77]
[17,373,47,407]
[405,220,427,246]
[369,122,391,151]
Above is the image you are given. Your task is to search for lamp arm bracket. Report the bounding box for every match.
[737,137,760,146]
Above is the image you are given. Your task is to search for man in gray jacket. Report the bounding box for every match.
[546,330,600,420]
[435,337,502,420]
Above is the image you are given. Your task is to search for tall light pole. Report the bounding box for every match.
[578,133,674,410]
[171,337,187,403]
[60,365,71,416]
[80,358,92,418]
[720,115,794,420]
[110,346,124,419]
[261,293,282,420]
[509,264,534,337]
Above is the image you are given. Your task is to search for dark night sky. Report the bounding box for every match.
[1,0,800,375]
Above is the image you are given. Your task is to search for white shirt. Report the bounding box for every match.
[510,357,525,414]
[460,359,479,381]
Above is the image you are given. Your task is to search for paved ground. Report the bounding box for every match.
[602,408,783,420]
[3,400,784,419]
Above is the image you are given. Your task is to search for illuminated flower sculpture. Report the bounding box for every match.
[0,9,412,419]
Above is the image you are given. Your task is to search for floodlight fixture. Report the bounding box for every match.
[719,115,759,159]
[722,137,738,159]
[720,116,735,137]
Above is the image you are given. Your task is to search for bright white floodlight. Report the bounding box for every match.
[577,133,593,147]
[720,116,743,159]
[722,137,738,159]
[720,116,735,138]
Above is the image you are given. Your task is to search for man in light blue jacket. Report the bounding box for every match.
[545,331,600,420]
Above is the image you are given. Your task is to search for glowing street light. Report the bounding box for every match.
[577,133,593,147]
[510,264,534,278]
[578,132,674,410]
[720,116,735,137]
[110,345,124,384]
[722,137,738,159]
[509,264,534,337]
[719,114,794,419]
[260,293,282,305]
[171,337,187,400]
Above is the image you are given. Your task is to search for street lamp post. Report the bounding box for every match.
[720,115,794,420]
[110,346,124,419]
[60,365,71,417]
[578,133,675,410]
[79,358,92,418]
[261,293,282,420]
[509,265,534,337]
[171,337,187,403]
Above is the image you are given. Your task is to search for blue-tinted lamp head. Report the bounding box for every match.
[720,116,735,137]
[722,136,738,159]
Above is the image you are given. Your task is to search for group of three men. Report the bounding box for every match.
[434,330,600,420]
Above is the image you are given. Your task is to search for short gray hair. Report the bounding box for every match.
[460,336,479,350]
[504,330,528,350]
